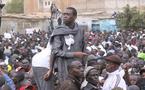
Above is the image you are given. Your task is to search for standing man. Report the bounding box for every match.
[32,47,54,90]
[102,55,127,90]
[46,7,87,82]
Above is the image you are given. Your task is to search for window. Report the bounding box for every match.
[92,24,100,31]
[48,1,50,5]
[43,0,51,8]
[45,2,47,6]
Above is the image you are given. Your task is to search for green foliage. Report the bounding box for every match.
[116,5,145,30]
[5,0,24,13]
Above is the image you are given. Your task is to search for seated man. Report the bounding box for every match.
[59,61,84,90]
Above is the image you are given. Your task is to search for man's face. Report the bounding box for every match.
[142,72,145,78]
[129,75,138,85]
[72,62,84,78]
[87,69,99,85]
[105,61,116,73]
[62,9,76,25]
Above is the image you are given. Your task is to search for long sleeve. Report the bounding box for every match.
[52,35,74,58]
[59,80,79,90]
[82,29,87,53]
[3,73,16,90]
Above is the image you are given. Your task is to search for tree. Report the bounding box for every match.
[5,0,24,13]
[116,5,145,30]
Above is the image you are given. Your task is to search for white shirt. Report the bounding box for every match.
[4,32,12,39]
[32,47,51,69]
[64,34,74,50]
[102,68,127,90]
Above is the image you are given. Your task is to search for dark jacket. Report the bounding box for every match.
[51,24,86,81]
[136,78,145,90]
[82,83,101,90]
[59,75,81,90]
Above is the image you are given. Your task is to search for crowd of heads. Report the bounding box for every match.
[83,30,145,90]
[0,30,49,90]
[0,29,145,90]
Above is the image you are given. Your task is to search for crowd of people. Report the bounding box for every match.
[0,7,145,90]
[0,30,49,90]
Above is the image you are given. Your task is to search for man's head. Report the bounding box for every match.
[62,7,77,25]
[128,85,140,90]
[105,55,122,73]
[84,66,99,86]
[129,74,138,85]
[112,87,123,90]
[140,67,145,78]
[68,61,84,78]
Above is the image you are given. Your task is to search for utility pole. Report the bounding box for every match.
[139,0,140,11]
[0,0,5,27]
[85,0,88,11]
[115,0,118,12]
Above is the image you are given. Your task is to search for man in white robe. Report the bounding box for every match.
[102,55,127,90]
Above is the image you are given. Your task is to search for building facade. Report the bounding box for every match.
[54,0,145,31]
[10,0,145,32]
[1,15,50,34]
[24,0,52,14]
[23,0,145,18]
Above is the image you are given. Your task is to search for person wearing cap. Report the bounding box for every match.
[102,54,127,90]
[81,55,102,89]
[82,66,101,90]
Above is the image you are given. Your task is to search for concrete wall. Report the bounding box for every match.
[24,0,51,14]
[53,0,145,15]
[105,0,143,14]
[0,16,50,34]
[54,0,105,12]
[24,0,39,14]
[24,0,145,15]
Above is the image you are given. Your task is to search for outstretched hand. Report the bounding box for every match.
[73,52,88,59]
[122,63,132,70]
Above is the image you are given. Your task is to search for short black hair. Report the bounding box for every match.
[67,64,74,72]
[140,69,145,75]
[66,7,77,16]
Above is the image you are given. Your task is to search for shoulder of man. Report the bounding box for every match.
[60,79,77,90]
[55,25,67,30]
[83,84,94,90]
[78,25,86,31]
[77,25,86,38]
[52,25,67,35]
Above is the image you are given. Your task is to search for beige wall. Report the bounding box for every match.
[0,16,50,34]
[24,0,39,14]
[54,0,105,12]
[24,0,145,15]
[105,0,143,14]
[53,0,68,12]
[53,0,145,15]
